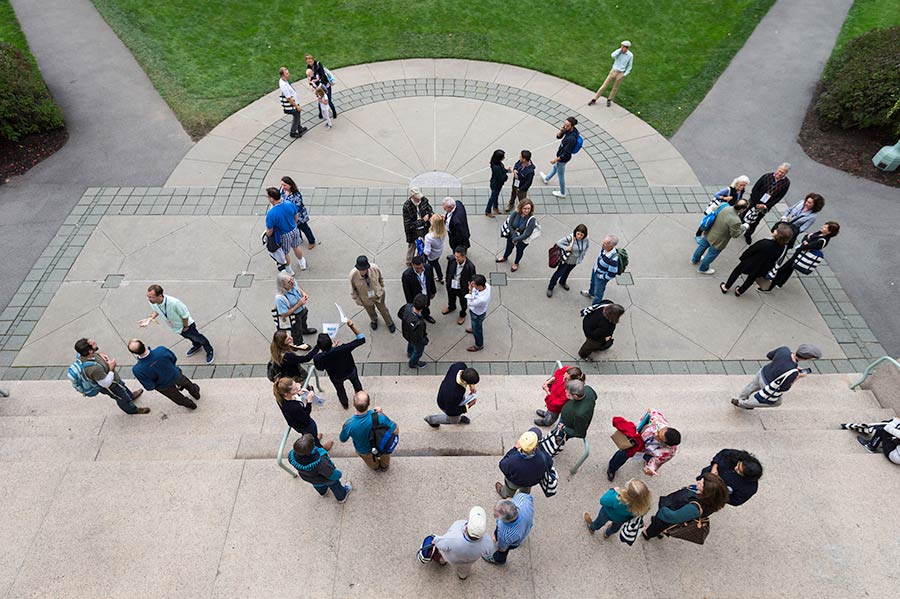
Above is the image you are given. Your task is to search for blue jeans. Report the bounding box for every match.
[545,161,567,195]
[314,479,348,501]
[407,341,425,366]
[470,311,486,348]
[502,237,527,264]
[297,221,316,245]
[589,506,624,536]
[99,380,138,414]
[180,322,213,355]
[591,274,609,305]
[485,187,501,214]
[692,237,721,272]
[549,263,576,290]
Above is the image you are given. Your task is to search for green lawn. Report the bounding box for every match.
[0,0,35,61]
[90,0,774,139]
[829,0,900,64]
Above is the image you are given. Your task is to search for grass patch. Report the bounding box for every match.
[829,0,900,64]
[0,0,35,63]
[90,0,775,139]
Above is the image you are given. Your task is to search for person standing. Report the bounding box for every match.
[442,197,471,250]
[442,246,476,325]
[280,175,316,249]
[349,255,395,333]
[767,222,840,290]
[506,150,535,212]
[721,222,792,297]
[314,88,332,128]
[581,235,621,305]
[274,272,317,346]
[482,494,535,566]
[557,378,597,441]
[423,215,447,283]
[401,256,437,323]
[698,449,763,506]
[273,377,331,449]
[732,344,822,409]
[464,274,491,352]
[140,284,215,364]
[289,434,351,503]
[589,41,634,107]
[313,319,366,409]
[642,473,729,541]
[607,409,681,481]
[72,338,147,414]
[402,188,434,266]
[268,330,313,380]
[583,479,652,538]
[742,163,792,243]
[692,199,748,275]
[305,53,336,119]
[485,149,511,217]
[496,199,537,272]
[424,362,479,427]
[539,116,580,198]
[128,339,199,410]
[265,186,306,272]
[422,506,493,580]
[777,193,825,244]
[579,300,626,360]
[496,428,554,498]
[339,391,398,471]
[277,67,308,138]
[399,294,430,369]
[695,176,751,238]
[547,224,589,297]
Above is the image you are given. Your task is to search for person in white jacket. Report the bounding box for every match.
[464,275,491,352]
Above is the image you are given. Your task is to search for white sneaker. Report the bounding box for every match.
[698,268,715,275]
[539,171,549,184]
[580,290,592,298]
[552,191,567,198]
[284,265,295,276]
[337,481,352,503]
[298,257,307,270]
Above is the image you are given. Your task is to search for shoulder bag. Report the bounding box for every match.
[663,501,710,545]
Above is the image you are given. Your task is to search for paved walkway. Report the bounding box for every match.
[671,0,900,356]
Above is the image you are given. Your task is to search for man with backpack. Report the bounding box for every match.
[692,199,748,275]
[339,391,399,471]
[539,116,581,199]
[581,235,625,305]
[70,338,147,414]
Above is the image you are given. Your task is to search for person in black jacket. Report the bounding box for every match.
[506,150,535,212]
[402,188,433,266]
[539,116,580,199]
[742,163,791,243]
[442,197,470,250]
[485,149,511,217]
[579,301,626,360]
[642,473,729,540]
[273,377,332,449]
[766,221,840,290]
[313,320,366,409]
[442,246,477,325]
[721,222,792,297]
[399,294,430,369]
[697,449,762,507]
[401,256,437,323]
[496,427,553,498]
[305,53,336,119]
[425,362,479,427]
[269,330,315,381]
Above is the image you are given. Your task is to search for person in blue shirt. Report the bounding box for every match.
[339,390,399,471]
[127,339,199,410]
[589,40,634,107]
[482,493,534,565]
[581,235,620,305]
[264,186,306,272]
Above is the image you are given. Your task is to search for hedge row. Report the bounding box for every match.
[0,41,64,142]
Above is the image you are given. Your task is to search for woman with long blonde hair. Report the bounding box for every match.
[583,478,652,538]
[423,214,447,283]
[273,377,332,450]
[268,330,313,381]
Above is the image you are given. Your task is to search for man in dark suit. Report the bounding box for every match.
[442,197,470,250]
[742,162,791,243]
[442,246,476,325]
[401,256,437,323]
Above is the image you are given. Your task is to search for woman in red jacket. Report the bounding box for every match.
[534,366,585,426]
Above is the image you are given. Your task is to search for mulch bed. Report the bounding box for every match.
[0,127,68,182]
[798,85,900,188]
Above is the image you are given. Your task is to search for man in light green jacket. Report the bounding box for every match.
[692,199,748,275]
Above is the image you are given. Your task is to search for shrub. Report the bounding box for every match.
[0,41,64,142]
[816,26,900,135]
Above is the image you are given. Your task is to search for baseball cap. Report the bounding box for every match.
[467,506,487,539]
[621,40,632,47]
[518,430,538,453]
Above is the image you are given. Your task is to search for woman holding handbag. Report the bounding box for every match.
[496,199,538,272]
[765,221,839,291]
[547,224,589,297]
[642,473,728,541]
[583,478,652,538]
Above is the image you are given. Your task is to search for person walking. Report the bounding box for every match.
[482,494,534,566]
[280,176,316,249]
[464,274,491,352]
[583,478,652,538]
[402,187,434,266]
[423,215,447,283]
[339,391,398,471]
[273,377,332,449]
[349,255,395,333]
[581,235,621,305]
[589,41,634,107]
[305,53,336,119]
[608,409,681,481]
[721,222,793,297]
[534,365,585,427]
[265,186,306,272]
[642,473,729,541]
[399,294,430,369]
[742,163,792,243]
[539,116,580,198]
[506,150,535,212]
[442,246,476,325]
[139,284,215,364]
[547,224,589,296]
[128,339,199,410]
[274,272,317,346]
[767,222,840,290]
[698,449,763,506]
[485,149,511,217]
[289,434,351,502]
[496,428,554,498]
[71,338,147,414]
[732,344,822,409]
[692,199,748,275]
[496,198,537,272]
[420,506,493,580]
[425,362,479,427]
[313,319,366,409]
[401,256,437,323]
[442,197,470,250]
[268,330,314,381]
[277,67,308,138]
[578,300,625,360]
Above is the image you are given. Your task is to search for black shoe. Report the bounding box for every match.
[424,417,440,429]
[302,328,317,335]
[606,99,612,107]
[370,321,378,330]
[289,132,301,138]
[189,386,201,400]
[424,315,436,324]
[459,415,471,424]
[606,469,615,482]
[560,283,570,291]
[588,99,597,106]
[857,436,877,453]
[410,361,427,369]
[318,114,324,119]
[388,323,396,333]
[205,351,215,365]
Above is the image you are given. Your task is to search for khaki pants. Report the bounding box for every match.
[363,300,394,327]
[594,68,626,101]
[359,452,391,470]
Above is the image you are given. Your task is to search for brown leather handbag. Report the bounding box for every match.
[663,501,710,545]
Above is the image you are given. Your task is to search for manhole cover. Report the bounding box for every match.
[102,274,125,289]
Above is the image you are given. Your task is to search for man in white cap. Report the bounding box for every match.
[424,506,494,579]
[589,40,634,107]
[732,344,823,409]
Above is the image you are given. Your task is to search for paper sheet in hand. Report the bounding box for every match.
[459,392,477,407]
[323,323,340,339]
[335,303,349,323]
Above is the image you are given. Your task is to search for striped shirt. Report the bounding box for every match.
[495,493,534,551]
[594,248,619,280]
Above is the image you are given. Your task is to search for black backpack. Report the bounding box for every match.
[369,411,399,456]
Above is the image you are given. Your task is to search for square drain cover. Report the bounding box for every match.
[234,273,254,288]
[489,272,507,286]
[102,274,125,289]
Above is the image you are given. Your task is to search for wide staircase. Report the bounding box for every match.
[1,373,897,598]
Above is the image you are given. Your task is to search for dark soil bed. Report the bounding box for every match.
[799,85,900,188]
[0,127,68,181]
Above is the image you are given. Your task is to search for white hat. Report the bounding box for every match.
[621,40,632,47]
[466,506,487,539]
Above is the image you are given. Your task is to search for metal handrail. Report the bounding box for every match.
[277,367,324,477]
[0,388,9,398]
[849,356,900,390]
